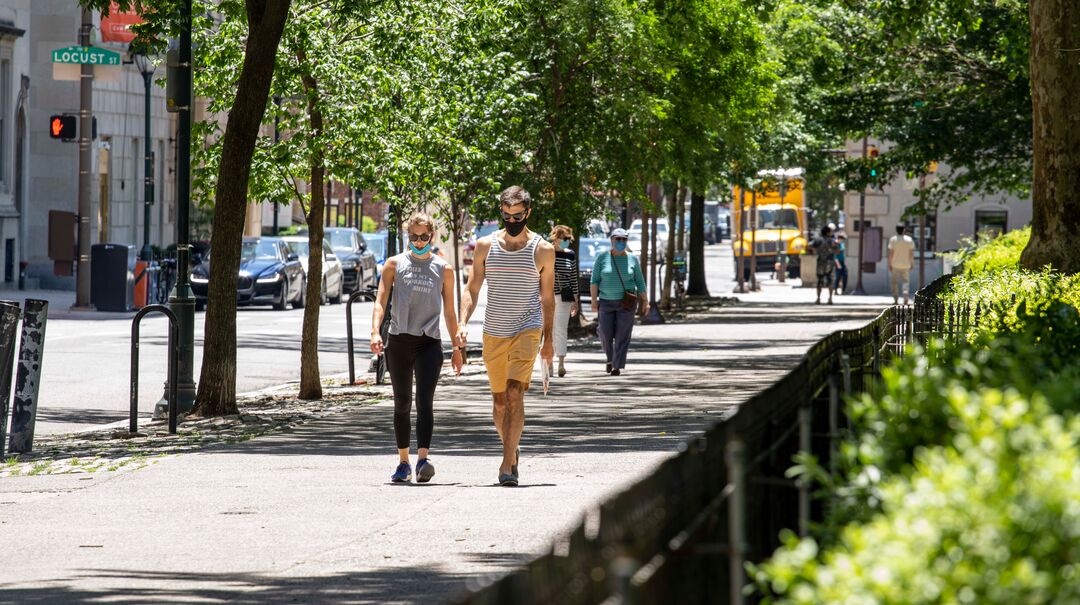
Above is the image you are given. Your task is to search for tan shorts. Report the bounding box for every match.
[482,328,542,393]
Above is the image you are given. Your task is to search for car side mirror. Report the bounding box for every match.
[359,243,367,252]
[287,253,299,262]
[326,252,336,261]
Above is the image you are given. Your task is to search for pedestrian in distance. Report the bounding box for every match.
[459,186,556,487]
[550,225,579,378]
[833,233,849,295]
[810,225,838,305]
[888,223,916,305]
[590,228,648,377]
[371,212,464,484]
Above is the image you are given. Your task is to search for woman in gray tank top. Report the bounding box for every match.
[370,213,464,484]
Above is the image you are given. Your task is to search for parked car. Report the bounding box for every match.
[628,218,668,263]
[325,227,378,293]
[365,232,388,282]
[189,237,306,311]
[281,236,344,305]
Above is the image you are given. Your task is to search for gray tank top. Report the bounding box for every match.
[389,252,447,339]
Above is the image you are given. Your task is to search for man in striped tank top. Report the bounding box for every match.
[459,186,556,487]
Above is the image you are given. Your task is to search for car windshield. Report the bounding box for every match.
[328,231,356,252]
[288,241,310,257]
[241,240,280,261]
[758,208,799,230]
[580,240,612,262]
[365,235,386,260]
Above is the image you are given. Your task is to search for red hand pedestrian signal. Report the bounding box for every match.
[49,115,76,139]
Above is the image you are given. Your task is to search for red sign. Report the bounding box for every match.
[100,2,144,44]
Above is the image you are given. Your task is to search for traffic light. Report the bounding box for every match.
[867,145,880,177]
[49,115,76,140]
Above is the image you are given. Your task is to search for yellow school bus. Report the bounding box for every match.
[732,171,808,278]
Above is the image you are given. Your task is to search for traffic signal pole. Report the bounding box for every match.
[73,9,94,309]
[854,136,868,295]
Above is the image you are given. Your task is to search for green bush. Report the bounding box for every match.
[754,389,1080,605]
[952,226,1029,276]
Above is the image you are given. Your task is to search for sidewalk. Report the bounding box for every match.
[0,294,888,603]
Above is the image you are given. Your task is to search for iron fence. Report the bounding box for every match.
[457,276,969,605]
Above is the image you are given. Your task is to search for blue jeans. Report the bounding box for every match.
[598,299,636,370]
[834,262,848,292]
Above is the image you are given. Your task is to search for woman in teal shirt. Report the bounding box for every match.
[589,229,648,376]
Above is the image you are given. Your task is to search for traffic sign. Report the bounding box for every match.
[51,46,121,66]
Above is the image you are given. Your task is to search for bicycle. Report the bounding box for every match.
[155,257,177,305]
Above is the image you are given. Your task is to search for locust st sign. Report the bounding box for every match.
[51,46,121,66]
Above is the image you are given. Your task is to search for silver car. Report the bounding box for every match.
[282,236,345,305]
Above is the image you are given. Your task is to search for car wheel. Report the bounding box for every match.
[330,279,343,304]
[195,299,206,312]
[273,282,288,311]
[293,279,306,309]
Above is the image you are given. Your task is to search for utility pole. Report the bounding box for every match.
[73,9,94,310]
[750,187,758,291]
[134,55,156,261]
[854,136,868,295]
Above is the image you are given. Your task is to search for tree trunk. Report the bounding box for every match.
[688,191,710,296]
[1020,0,1080,273]
[194,0,292,417]
[661,186,678,309]
[298,46,325,401]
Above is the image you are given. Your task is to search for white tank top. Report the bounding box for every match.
[483,233,543,337]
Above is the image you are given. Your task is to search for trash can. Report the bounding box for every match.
[91,244,136,311]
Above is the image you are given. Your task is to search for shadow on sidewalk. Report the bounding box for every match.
[0,565,486,604]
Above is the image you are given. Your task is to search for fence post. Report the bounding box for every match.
[7,299,48,454]
[797,405,812,537]
[840,352,851,395]
[725,436,747,605]
[0,301,22,457]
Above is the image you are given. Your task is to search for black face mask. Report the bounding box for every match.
[503,217,528,236]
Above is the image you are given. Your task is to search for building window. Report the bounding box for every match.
[975,209,1008,240]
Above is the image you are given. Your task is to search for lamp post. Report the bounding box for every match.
[133,53,156,262]
[272,95,281,234]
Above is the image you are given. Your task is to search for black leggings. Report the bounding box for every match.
[385,333,444,450]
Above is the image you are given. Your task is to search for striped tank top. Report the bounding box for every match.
[483,233,543,337]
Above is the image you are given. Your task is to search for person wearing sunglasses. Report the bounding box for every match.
[371,212,464,484]
[590,228,647,376]
[459,186,556,487]
[549,225,579,377]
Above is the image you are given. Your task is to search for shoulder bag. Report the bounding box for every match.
[610,253,640,311]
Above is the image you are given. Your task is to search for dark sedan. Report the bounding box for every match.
[577,238,614,301]
[190,237,306,311]
[325,227,378,293]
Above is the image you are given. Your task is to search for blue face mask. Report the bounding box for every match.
[410,243,432,256]
[613,240,628,252]
[559,240,570,250]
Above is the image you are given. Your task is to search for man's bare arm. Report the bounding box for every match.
[458,238,490,341]
[537,241,556,354]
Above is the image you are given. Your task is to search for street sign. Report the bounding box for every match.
[51,46,121,66]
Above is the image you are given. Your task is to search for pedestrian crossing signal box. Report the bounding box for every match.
[49,115,76,140]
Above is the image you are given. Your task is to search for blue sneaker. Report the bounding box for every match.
[416,458,435,483]
[391,462,412,483]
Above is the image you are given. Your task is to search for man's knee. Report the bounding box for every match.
[505,379,526,401]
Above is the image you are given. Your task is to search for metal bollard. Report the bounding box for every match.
[131,305,180,434]
[7,299,49,454]
[0,301,22,457]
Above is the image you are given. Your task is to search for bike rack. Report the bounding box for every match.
[345,289,378,385]
[130,304,179,434]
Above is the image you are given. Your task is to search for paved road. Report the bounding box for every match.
[0,242,893,603]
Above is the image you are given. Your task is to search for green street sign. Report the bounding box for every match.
[51,46,121,66]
